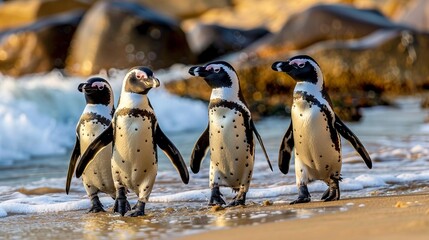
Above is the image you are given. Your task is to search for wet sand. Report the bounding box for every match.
[181,194,429,240]
[0,193,428,239]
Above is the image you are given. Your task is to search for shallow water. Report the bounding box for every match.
[1,69,429,238]
[0,203,346,239]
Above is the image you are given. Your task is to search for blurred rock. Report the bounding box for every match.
[394,0,429,32]
[0,10,83,76]
[0,0,92,30]
[65,1,195,76]
[253,4,411,58]
[181,0,411,34]
[167,28,429,120]
[135,0,232,19]
[186,24,270,62]
[305,29,429,93]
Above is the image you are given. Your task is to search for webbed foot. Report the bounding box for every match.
[226,192,246,207]
[322,177,340,202]
[128,201,145,217]
[113,187,131,216]
[290,185,311,205]
[87,195,105,213]
[209,186,226,206]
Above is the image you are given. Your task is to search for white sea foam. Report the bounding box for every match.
[1,165,427,218]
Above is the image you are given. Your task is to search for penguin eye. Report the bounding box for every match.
[135,71,147,80]
[298,63,305,68]
[92,82,105,90]
[213,67,221,73]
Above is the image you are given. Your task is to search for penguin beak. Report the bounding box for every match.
[271,61,293,73]
[78,83,85,92]
[78,83,99,93]
[150,77,160,88]
[188,66,209,77]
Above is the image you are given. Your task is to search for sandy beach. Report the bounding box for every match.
[0,193,428,239]
[181,193,429,240]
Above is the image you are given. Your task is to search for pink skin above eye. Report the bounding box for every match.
[205,65,220,72]
[289,59,307,68]
[135,71,147,80]
[91,82,105,90]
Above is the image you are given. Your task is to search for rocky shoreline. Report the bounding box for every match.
[1,0,428,120]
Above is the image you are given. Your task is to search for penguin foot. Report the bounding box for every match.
[128,201,146,217]
[87,196,105,213]
[323,178,340,202]
[114,187,131,216]
[209,186,226,206]
[226,192,246,207]
[290,185,311,205]
[321,188,330,200]
[290,197,311,205]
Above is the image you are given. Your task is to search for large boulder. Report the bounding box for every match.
[305,30,429,93]
[135,0,232,19]
[253,4,411,58]
[0,10,83,76]
[186,24,270,62]
[166,29,429,120]
[65,1,195,76]
[0,0,92,30]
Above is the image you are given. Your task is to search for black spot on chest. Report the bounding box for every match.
[294,91,340,152]
[115,108,157,131]
[78,112,111,133]
[209,99,254,153]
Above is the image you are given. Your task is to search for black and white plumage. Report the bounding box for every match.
[189,61,272,207]
[66,77,115,213]
[76,67,189,217]
[272,55,372,204]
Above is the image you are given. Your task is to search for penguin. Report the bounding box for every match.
[66,77,116,213]
[189,61,272,207]
[75,66,189,217]
[271,55,372,204]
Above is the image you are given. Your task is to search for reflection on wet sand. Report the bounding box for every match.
[77,203,344,239]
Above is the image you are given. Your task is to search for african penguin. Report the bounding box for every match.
[66,77,116,213]
[271,55,372,204]
[75,67,189,217]
[189,61,272,207]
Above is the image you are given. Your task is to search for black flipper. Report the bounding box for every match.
[66,135,80,194]
[278,121,294,174]
[75,123,114,178]
[190,124,210,174]
[155,124,190,184]
[250,120,273,171]
[334,115,372,169]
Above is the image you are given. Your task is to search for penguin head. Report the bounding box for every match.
[188,61,238,89]
[123,67,160,94]
[272,55,323,85]
[78,77,113,106]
